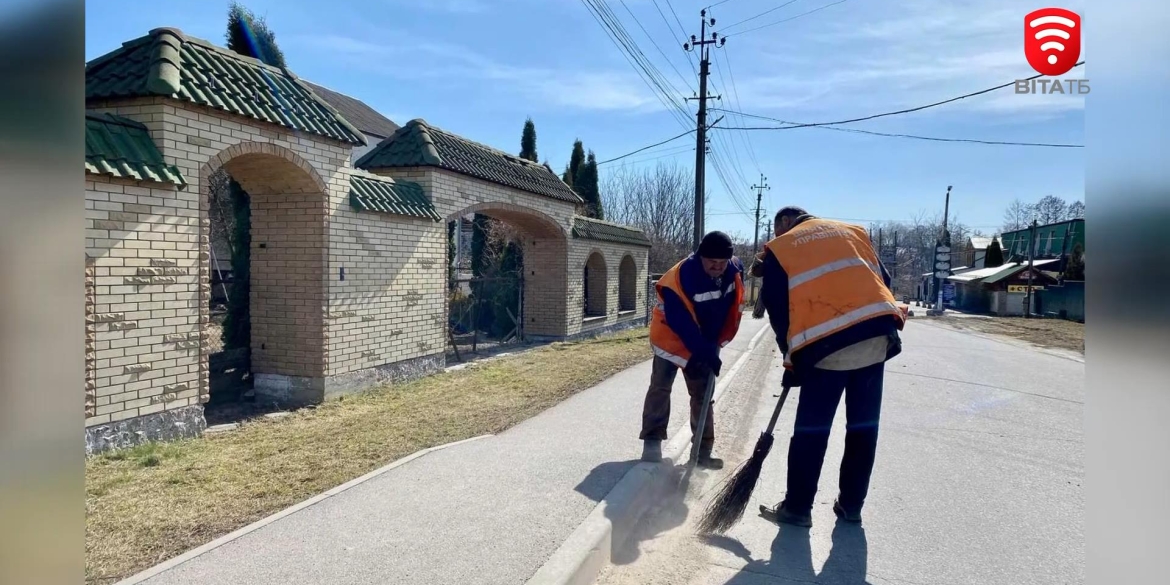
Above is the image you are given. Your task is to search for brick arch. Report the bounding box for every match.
[197,140,329,405]
[199,141,328,197]
[619,253,638,311]
[446,201,566,240]
[584,249,608,317]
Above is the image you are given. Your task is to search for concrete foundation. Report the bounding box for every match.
[85,404,207,456]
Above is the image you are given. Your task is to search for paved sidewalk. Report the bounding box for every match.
[125,317,771,585]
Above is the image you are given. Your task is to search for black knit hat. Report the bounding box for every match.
[697,231,734,260]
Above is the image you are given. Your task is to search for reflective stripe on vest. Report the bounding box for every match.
[788,257,881,289]
[693,280,737,303]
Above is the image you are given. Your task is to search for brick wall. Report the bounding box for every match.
[84,174,201,427]
[322,168,446,381]
[567,240,649,336]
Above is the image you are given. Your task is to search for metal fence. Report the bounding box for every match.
[447,274,524,361]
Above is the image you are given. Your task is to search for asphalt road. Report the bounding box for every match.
[130,317,772,585]
[597,320,1085,585]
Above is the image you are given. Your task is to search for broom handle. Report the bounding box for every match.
[692,372,717,463]
[764,385,791,436]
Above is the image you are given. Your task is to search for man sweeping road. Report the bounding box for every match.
[758,207,905,527]
[641,231,745,469]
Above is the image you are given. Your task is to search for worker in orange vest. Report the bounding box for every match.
[641,231,745,468]
[758,207,905,527]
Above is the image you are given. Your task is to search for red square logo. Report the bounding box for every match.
[1024,8,1082,76]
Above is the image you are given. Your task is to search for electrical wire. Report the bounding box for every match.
[711,110,1084,147]
[711,61,1087,130]
[719,0,802,33]
[620,0,695,94]
[597,129,696,165]
[726,0,852,37]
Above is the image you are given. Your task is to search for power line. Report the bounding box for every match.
[707,0,737,8]
[597,129,696,165]
[619,0,694,94]
[582,0,694,131]
[726,0,852,37]
[711,61,1087,130]
[720,0,802,33]
[711,110,1084,147]
[720,46,762,173]
[651,0,698,75]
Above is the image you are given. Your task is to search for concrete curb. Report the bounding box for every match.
[525,324,772,585]
[114,434,494,585]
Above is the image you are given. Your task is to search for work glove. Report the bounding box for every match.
[686,353,723,379]
[781,367,802,388]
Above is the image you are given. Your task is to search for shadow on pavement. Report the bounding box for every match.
[706,518,871,584]
[574,460,640,502]
[574,460,693,567]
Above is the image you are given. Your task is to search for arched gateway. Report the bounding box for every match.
[82,27,650,453]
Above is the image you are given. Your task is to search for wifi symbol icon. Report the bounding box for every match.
[1024,8,1082,76]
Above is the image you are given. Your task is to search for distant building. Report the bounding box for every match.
[963,236,993,269]
[1000,218,1085,263]
[301,80,400,163]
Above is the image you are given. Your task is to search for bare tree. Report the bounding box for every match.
[1068,200,1085,219]
[1033,195,1069,225]
[1002,198,1034,232]
[601,162,696,274]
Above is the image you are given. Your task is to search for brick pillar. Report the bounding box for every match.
[522,236,569,337]
[249,192,327,383]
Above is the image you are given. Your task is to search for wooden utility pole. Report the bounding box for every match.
[684,9,724,250]
[934,186,952,312]
[750,174,770,301]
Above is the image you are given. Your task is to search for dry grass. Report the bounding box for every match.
[86,328,650,584]
[936,316,1084,353]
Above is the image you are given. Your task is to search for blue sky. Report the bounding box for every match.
[85,0,1085,240]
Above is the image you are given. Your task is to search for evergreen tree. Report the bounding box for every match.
[574,150,603,219]
[221,184,251,350]
[226,2,286,67]
[985,236,1005,268]
[563,139,585,185]
[520,118,538,162]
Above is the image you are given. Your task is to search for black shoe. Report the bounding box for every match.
[759,502,812,527]
[833,499,862,523]
[641,440,663,463]
[697,452,724,470]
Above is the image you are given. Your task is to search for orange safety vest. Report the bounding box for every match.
[765,218,904,359]
[649,259,745,368]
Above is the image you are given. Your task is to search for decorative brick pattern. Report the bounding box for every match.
[84,94,650,444]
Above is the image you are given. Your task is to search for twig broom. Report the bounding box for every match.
[697,383,792,533]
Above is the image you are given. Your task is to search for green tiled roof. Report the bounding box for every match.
[572,216,652,248]
[85,113,186,186]
[355,119,582,204]
[349,174,440,221]
[86,28,365,146]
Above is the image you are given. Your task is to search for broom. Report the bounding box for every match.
[696,382,792,534]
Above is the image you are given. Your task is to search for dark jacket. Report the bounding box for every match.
[761,215,902,372]
[660,254,743,362]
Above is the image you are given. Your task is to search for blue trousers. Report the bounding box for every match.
[784,361,885,515]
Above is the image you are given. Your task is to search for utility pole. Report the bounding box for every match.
[1025,217,1038,318]
[684,8,725,251]
[892,230,899,280]
[750,174,770,301]
[933,185,952,314]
